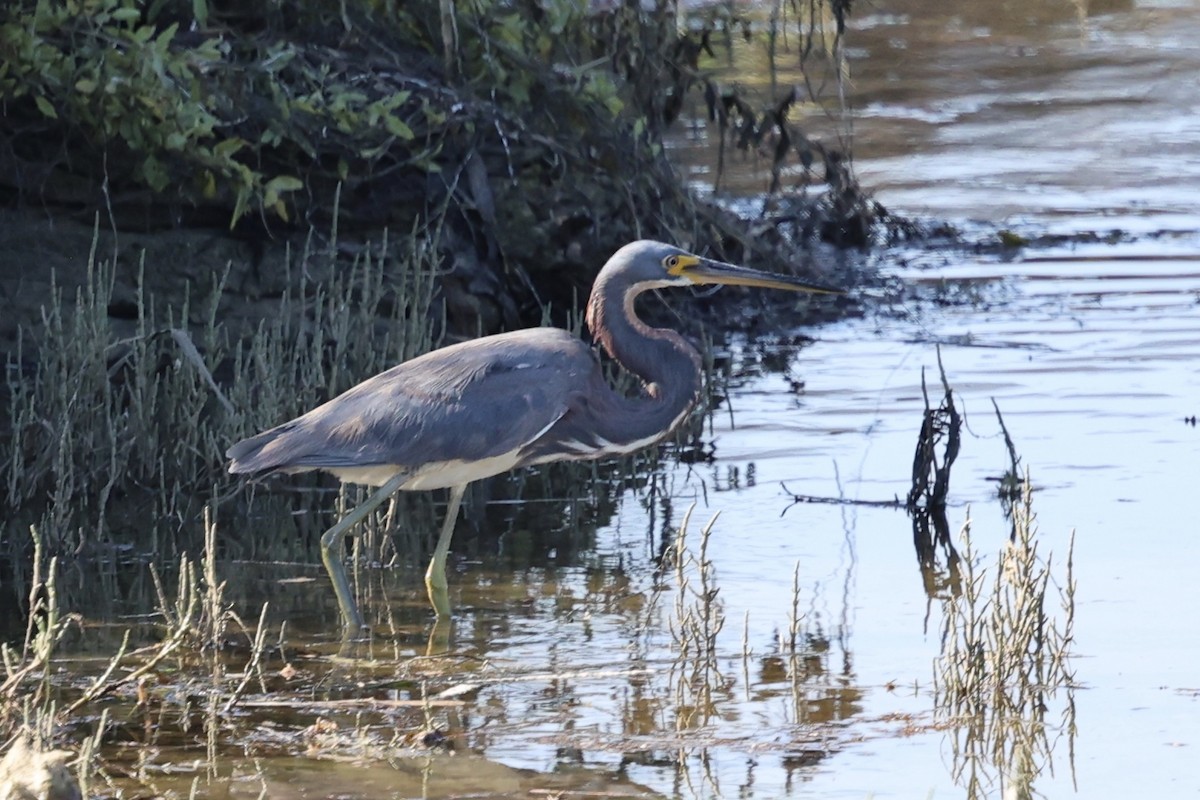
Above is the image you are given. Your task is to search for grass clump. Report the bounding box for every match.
[935,471,1077,799]
[0,502,285,799]
[1,222,437,572]
[663,506,727,732]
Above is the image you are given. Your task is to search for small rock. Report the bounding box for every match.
[0,737,82,800]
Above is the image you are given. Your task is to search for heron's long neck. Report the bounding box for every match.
[584,275,703,449]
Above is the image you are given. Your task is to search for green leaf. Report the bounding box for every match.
[192,0,208,27]
[155,22,179,50]
[265,175,303,194]
[230,186,251,229]
[199,170,216,198]
[383,115,413,140]
[112,7,141,22]
[421,105,447,126]
[506,79,529,106]
[193,36,225,61]
[34,95,57,119]
[142,155,169,192]
[213,137,245,160]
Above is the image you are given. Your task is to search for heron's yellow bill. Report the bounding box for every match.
[672,254,845,295]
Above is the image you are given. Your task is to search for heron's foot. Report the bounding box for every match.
[425,556,452,618]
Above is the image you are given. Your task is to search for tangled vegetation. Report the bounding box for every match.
[0,1,870,291]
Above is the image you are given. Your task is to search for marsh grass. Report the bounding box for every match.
[1,526,76,712]
[639,505,731,799]
[2,222,437,586]
[935,472,1077,798]
[662,506,727,732]
[626,502,848,795]
[0,219,448,790]
[0,501,286,798]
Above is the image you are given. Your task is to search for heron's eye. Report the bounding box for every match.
[665,255,680,269]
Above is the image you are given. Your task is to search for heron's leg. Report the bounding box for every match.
[425,483,467,618]
[320,472,407,631]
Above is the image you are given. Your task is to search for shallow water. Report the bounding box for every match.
[66,2,1200,798]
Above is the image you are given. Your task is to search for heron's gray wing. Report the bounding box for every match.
[227,328,599,478]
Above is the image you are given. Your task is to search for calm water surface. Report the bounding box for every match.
[111,2,1200,798]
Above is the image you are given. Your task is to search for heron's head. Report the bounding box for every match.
[606,240,844,295]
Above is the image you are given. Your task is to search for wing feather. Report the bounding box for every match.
[227,328,597,481]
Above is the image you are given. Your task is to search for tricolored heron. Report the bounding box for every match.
[227,240,842,630]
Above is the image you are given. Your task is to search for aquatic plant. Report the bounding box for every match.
[663,506,728,732]
[0,501,289,798]
[934,472,1077,799]
[1,223,436,570]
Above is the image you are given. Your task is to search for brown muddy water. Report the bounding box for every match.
[29,1,1200,798]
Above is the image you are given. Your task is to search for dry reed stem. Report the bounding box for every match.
[934,470,1077,798]
[664,506,727,733]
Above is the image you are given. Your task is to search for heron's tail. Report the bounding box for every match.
[226,421,302,475]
